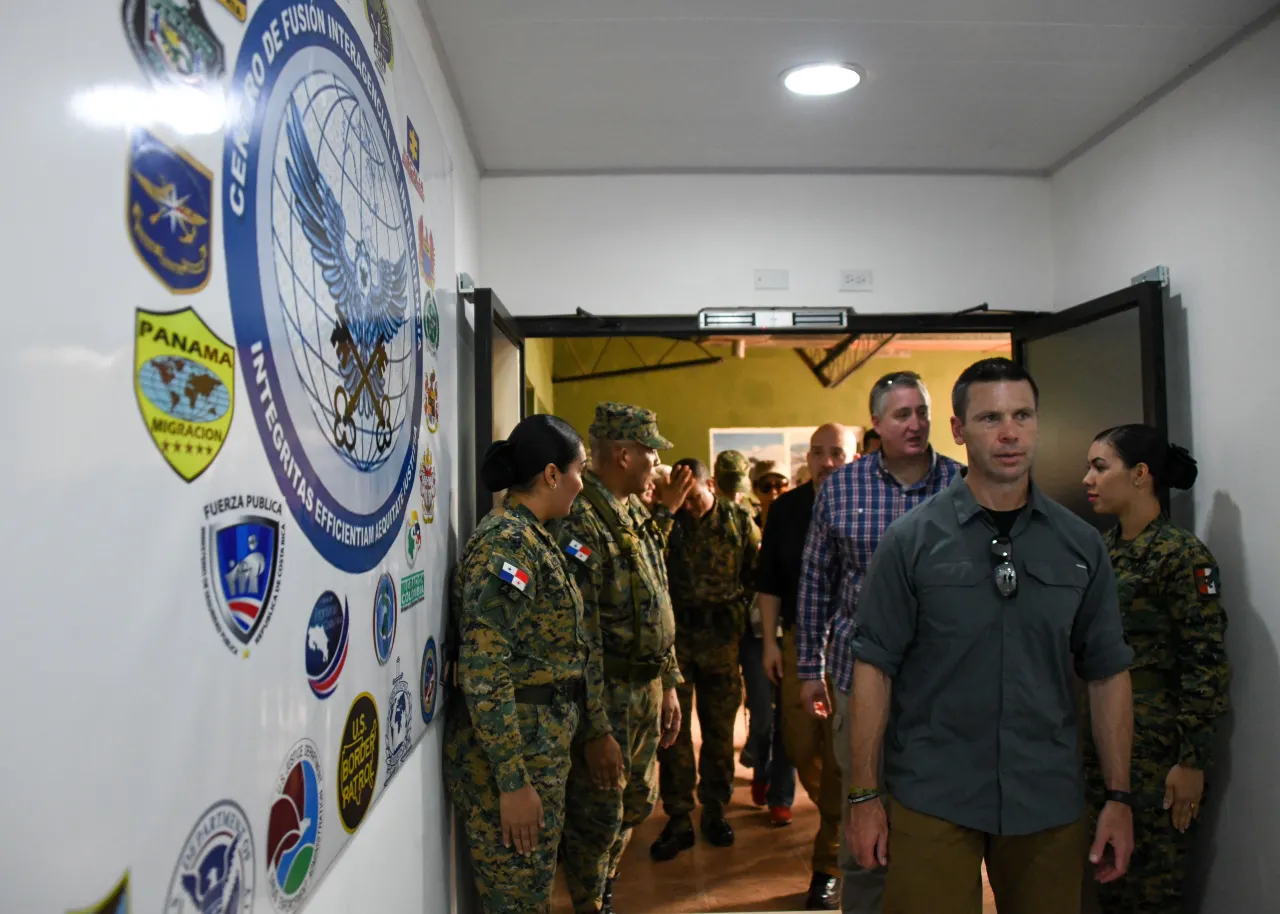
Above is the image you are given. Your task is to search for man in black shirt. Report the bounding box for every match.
[757,423,856,910]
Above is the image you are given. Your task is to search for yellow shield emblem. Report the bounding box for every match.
[134,307,235,482]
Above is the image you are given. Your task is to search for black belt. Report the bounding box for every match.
[602,653,667,683]
[513,680,585,706]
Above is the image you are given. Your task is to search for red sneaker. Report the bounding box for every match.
[750,780,769,807]
[769,805,792,827]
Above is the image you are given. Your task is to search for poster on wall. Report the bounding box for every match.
[5,0,453,910]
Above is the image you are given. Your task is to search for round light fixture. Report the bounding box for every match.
[782,63,862,97]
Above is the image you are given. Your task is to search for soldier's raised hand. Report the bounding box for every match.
[656,464,697,511]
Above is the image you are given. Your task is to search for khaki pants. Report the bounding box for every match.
[779,630,843,877]
[884,798,1085,914]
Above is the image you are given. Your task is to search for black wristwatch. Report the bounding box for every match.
[1104,789,1134,807]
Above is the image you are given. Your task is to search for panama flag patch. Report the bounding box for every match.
[498,562,531,592]
[566,540,593,563]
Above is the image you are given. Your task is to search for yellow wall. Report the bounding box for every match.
[551,338,1011,464]
[523,337,556,414]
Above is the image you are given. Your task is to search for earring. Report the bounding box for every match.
[550,482,558,490]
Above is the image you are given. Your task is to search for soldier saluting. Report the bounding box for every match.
[556,403,696,914]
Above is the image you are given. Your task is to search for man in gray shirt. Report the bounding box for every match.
[845,358,1136,914]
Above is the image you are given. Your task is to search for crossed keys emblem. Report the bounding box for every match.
[330,322,393,453]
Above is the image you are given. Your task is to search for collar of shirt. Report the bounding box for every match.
[583,469,636,528]
[1103,512,1170,554]
[861,447,950,492]
[945,474,1054,529]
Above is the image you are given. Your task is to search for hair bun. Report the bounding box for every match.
[1164,443,1199,490]
[479,439,518,492]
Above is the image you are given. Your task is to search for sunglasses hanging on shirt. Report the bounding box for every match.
[990,536,1018,598]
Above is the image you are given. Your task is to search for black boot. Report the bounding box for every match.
[804,874,839,910]
[601,877,615,914]
[700,809,735,847]
[649,817,695,861]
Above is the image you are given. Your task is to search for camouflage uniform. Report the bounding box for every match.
[444,499,597,914]
[554,403,683,914]
[660,459,761,821]
[1085,514,1230,914]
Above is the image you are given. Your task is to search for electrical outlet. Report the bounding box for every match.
[754,269,789,291]
[840,269,874,292]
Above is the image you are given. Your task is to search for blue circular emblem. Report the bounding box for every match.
[165,799,255,914]
[420,636,437,725]
[305,590,349,699]
[223,0,422,573]
[372,572,397,665]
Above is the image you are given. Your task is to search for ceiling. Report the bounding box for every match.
[420,0,1276,174]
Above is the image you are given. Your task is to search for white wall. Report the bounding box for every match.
[1052,18,1280,913]
[481,174,1052,316]
[306,3,480,914]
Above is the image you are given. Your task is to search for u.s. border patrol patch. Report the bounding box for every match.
[200,494,285,657]
[385,663,413,779]
[128,129,213,293]
[1195,563,1221,599]
[165,800,255,914]
[223,0,423,574]
[337,692,379,833]
[67,871,130,914]
[134,308,235,482]
[122,0,226,90]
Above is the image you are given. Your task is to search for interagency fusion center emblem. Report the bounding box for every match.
[67,871,130,914]
[267,739,323,913]
[385,663,413,779]
[306,590,350,699]
[128,129,213,293]
[372,571,397,665]
[135,308,235,482]
[165,800,255,914]
[200,495,285,657]
[224,0,423,574]
[122,0,226,90]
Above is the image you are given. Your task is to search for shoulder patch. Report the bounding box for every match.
[565,539,593,563]
[494,558,532,592]
[1194,563,1221,600]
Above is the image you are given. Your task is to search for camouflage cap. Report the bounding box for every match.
[750,459,789,485]
[588,401,673,450]
[714,449,752,483]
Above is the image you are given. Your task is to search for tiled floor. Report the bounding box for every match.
[553,705,998,913]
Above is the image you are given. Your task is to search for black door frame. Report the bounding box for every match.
[471,288,526,525]
[1011,280,1167,436]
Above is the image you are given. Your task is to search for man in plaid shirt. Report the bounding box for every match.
[795,371,964,913]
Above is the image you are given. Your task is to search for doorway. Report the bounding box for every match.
[466,284,1168,914]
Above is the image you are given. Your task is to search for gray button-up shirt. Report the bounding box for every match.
[852,476,1133,836]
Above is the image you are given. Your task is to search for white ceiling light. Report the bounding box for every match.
[782,63,862,97]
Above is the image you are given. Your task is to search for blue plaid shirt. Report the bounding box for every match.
[796,449,964,694]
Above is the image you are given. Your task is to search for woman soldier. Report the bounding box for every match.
[1083,424,1231,912]
[445,415,600,913]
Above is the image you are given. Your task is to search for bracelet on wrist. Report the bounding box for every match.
[846,786,881,806]
[1104,789,1133,807]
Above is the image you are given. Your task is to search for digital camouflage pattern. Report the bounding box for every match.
[588,401,673,450]
[714,449,751,494]
[562,678,663,912]
[443,500,591,913]
[659,496,760,822]
[1084,514,1230,914]
[553,469,683,912]
[666,495,760,645]
[658,640,741,820]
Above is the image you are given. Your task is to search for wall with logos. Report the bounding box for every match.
[0,0,479,912]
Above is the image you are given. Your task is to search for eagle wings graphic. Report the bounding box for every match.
[284,97,409,455]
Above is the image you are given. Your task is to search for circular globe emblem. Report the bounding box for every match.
[372,571,397,665]
[223,0,422,573]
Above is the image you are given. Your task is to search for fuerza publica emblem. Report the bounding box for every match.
[223,0,423,573]
[200,494,285,658]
